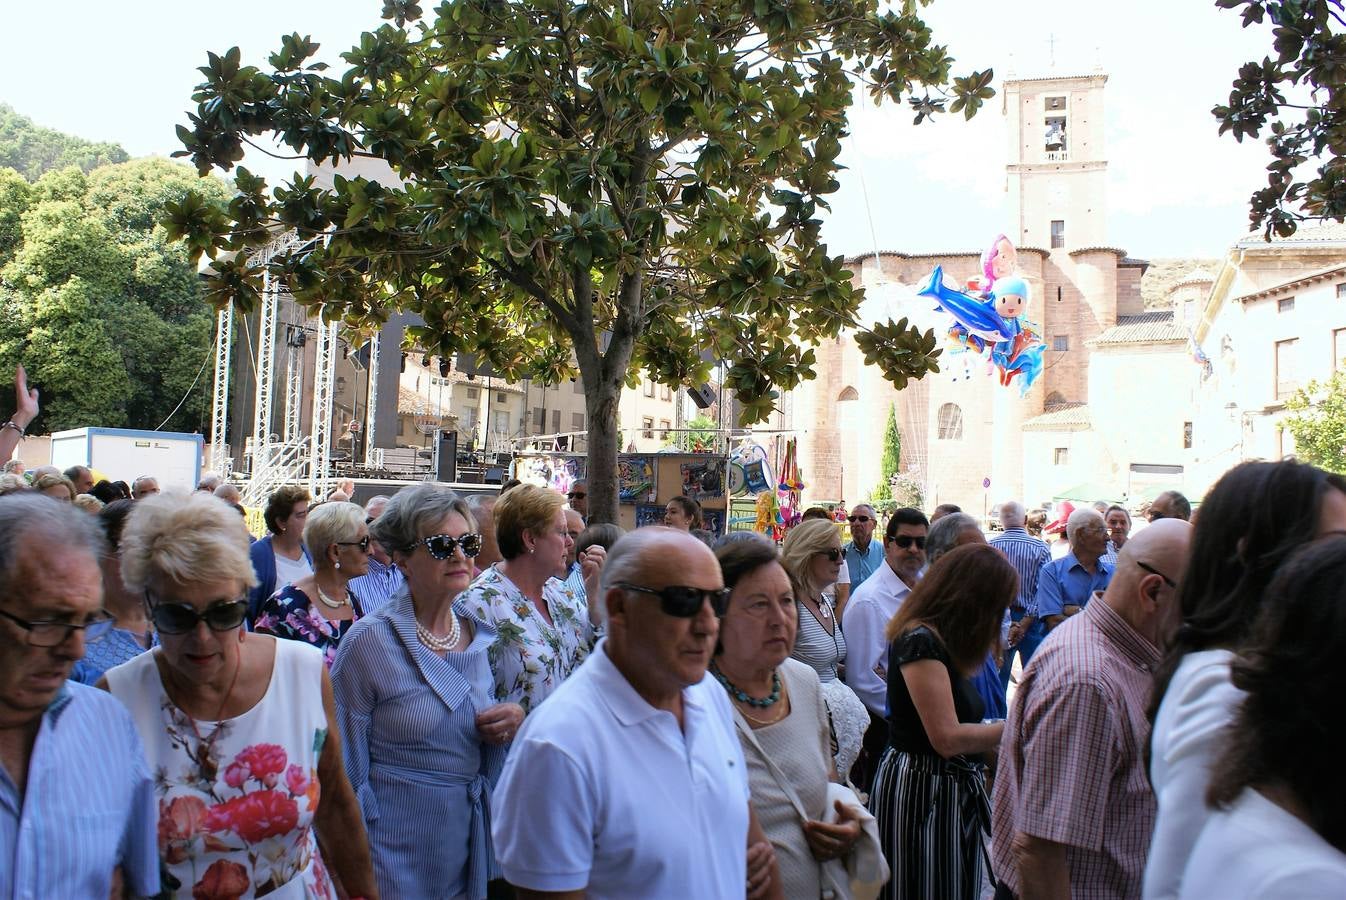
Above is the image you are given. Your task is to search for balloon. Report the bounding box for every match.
[918,266,1022,344]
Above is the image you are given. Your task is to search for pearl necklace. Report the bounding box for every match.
[416,613,462,652]
[315,585,351,610]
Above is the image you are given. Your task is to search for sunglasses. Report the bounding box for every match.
[617,583,732,617]
[1136,560,1177,589]
[335,536,371,552]
[147,596,249,635]
[567,492,587,500]
[889,534,927,550]
[415,532,483,559]
[847,515,872,523]
[816,548,842,562]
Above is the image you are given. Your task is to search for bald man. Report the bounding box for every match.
[992,519,1192,900]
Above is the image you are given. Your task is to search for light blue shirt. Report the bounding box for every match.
[563,562,587,605]
[348,556,406,615]
[0,682,159,900]
[1035,551,1113,622]
[843,538,886,589]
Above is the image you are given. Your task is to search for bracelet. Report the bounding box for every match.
[1,420,23,438]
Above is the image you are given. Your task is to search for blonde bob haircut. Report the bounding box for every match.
[304,501,366,569]
[120,493,258,593]
[494,483,564,560]
[32,473,76,502]
[780,518,844,600]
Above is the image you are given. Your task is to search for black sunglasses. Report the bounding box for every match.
[335,536,371,552]
[0,606,115,647]
[618,583,731,617]
[1136,560,1177,589]
[567,491,587,500]
[146,595,248,635]
[816,548,842,562]
[415,532,482,560]
[847,515,872,523]
[890,534,927,550]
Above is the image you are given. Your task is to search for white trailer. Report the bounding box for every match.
[49,428,203,492]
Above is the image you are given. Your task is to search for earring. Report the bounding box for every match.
[237,630,245,643]
[335,561,341,570]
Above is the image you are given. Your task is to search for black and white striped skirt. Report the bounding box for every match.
[867,747,992,900]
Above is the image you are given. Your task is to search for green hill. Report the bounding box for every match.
[0,103,129,181]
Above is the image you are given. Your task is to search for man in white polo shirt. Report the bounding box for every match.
[492,528,781,899]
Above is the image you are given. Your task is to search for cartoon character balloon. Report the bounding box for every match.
[917,235,1045,393]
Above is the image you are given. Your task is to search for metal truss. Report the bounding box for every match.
[209,305,233,474]
[364,335,380,467]
[283,329,305,444]
[308,318,339,497]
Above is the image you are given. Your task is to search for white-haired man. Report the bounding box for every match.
[492,528,781,899]
[990,500,1052,687]
[1035,507,1113,633]
[346,494,404,614]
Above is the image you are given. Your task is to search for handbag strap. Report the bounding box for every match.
[733,708,814,825]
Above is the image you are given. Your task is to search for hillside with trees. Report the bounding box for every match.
[0,103,128,181]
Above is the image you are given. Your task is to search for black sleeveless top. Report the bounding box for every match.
[884,625,985,758]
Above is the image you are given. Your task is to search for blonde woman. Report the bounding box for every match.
[32,472,75,502]
[457,484,596,714]
[103,493,377,899]
[782,519,869,781]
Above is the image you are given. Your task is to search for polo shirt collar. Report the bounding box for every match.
[46,682,73,726]
[1064,550,1110,576]
[1085,594,1159,670]
[1002,526,1028,536]
[593,639,705,726]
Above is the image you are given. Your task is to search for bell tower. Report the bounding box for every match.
[1004,73,1108,250]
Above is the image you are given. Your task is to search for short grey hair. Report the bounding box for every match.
[213,483,242,504]
[1066,508,1105,544]
[464,493,496,517]
[926,512,982,565]
[0,493,105,595]
[131,475,158,498]
[0,459,23,474]
[999,500,1026,528]
[303,501,366,570]
[370,483,476,557]
[364,494,392,517]
[197,472,223,491]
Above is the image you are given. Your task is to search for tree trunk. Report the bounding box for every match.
[584,374,623,525]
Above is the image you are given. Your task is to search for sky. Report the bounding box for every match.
[0,1,1275,260]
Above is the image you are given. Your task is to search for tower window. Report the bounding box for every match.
[1045,96,1066,111]
[1054,447,1069,466]
[1050,220,1065,249]
[1053,335,1070,352]
[1045,116,1067,153]
[1278,297,1295,313]
[1336,283,1346,299]
[1183,422,1193,450]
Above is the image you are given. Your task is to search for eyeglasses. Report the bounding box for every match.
[0,606,115,647]
[415,532,483,560]
[145,595,248,635]
[847,515,872,523]
[816,548,842,562]
[335,537,372,552]
[567,492,587,500]
[889,534,927,550]
[617,583,732,617]
[1136,561,1177,589]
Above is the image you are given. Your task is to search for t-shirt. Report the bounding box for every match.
[273,550,313,591]
[885,626,984,757]
[1180,788,1346,899]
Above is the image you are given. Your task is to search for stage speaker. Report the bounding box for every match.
[688,383,716,409]
[435,430,458,483]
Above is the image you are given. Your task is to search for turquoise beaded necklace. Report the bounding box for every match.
[710,663,781,708]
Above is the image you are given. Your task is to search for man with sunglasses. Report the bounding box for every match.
[842,506,929,793]
[842,503,885,589]
[0,493,159,898]
[566,479,588,519]
[493,528,782,900]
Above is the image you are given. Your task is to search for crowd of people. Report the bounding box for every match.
[3,365,1346,898]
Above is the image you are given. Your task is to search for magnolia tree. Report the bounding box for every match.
[166,0,989,522]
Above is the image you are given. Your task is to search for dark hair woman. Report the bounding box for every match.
[870,543,1016,900]
[247,484,313,621]
[1144,460,1346,899]
[1177,535,1346,897]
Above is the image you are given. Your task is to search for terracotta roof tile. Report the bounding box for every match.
[1089,310,1187,346]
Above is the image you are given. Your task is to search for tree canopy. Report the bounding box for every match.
[0,158,231,433]
[1215,0,1346,236]
[0,104,129,181]
[166,0,987,520]
[1283,369,1346,473]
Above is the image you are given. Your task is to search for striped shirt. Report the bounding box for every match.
[563,562,587,605]
[0,683,159,899]
[791,594,846,682]
[992,597,1161,900]
[989,527,1052,617]
[348,556,406,615]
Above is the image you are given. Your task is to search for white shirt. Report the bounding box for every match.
[1144,649,1242,900]
[841,560,913,716]
[835,559,851,587]
[491,639,750,899]
[273,549,312,591]
[1180,788,1346,899]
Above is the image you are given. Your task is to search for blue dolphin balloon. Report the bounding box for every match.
[917,265,1022,343]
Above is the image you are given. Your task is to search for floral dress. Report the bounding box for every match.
[254,584,363,670]
[457,564,595,714]
[106,639,332,899]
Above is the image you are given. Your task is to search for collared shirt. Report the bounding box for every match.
[1102,540,1120,569]
[563,561,587,605]
[843,538,886,589]
[1035,551,1113,621]
[0,683,159,900]
[989,527,1051,616]
[992,596,1161,900]
[841,560,914,716]
[491,640,749,899]
[347,555,406,616]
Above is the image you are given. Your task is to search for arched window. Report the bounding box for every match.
[837,386,859,402]
[937,403,963,440]
[1045,391,1067,408]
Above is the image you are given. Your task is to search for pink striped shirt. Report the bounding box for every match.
[992,594,1160,899]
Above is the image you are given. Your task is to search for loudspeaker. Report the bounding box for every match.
[688,383,716,409]
[435,430,458,483]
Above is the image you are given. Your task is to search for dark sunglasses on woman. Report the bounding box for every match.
[816,548,842,562]
[617,583,732,617]
[146,596,249,634]
[416,532,483,560]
